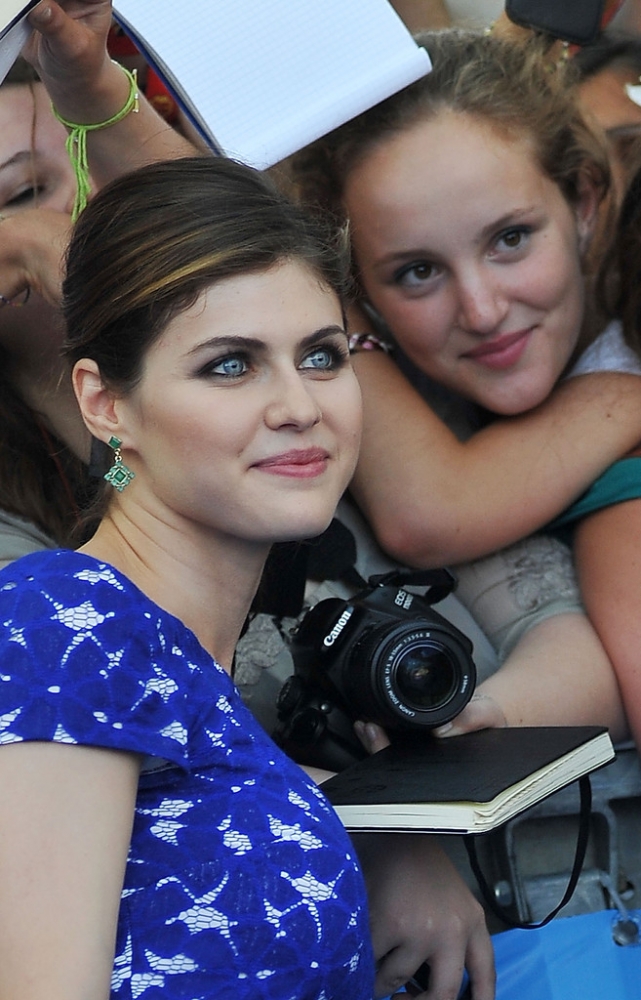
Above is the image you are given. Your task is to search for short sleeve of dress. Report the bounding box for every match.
[0,550,198,768]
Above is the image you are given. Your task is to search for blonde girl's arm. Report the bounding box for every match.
[0,741,139,1000]
[350,349,641,567]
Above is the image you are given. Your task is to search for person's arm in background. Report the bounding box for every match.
[349,348,641,567]
[574,489,641,747]
[303,768,494,997]
[26,0,198,189]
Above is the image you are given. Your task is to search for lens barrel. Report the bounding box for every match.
[344,621,475,729]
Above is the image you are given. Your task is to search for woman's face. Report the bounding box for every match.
[0,81,77,215]
[0,79,91,463]
[343,111,596,415]
[110,260,362,548]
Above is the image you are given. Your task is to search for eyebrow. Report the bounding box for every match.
[187,325,347,357]
[0,151,35,172]
[372,207,539,269]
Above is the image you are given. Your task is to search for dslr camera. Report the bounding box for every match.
[274,568,476,771]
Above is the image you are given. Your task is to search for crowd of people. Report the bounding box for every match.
[2,0,641,997]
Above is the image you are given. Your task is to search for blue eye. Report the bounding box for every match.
[300,344,348,371]
[302,347,333,369]
[211,355,248,377]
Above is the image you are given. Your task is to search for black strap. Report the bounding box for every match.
[254,519,363,619]
[464,774,593,929]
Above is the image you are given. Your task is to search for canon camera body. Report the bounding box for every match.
[274,569,477,771]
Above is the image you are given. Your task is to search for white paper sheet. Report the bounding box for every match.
[113,0,431,168]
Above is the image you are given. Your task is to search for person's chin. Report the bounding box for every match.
[272,503,337,544]
[474,373,555,416]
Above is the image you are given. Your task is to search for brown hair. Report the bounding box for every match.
[0,355,92,545]
[293,28,610,224]
[598,159,641,355]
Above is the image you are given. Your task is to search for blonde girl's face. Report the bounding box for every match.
[343,111,597,415]
[109,261,362,549]
[0,81,77,215]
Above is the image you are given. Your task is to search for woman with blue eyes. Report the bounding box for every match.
[0,144,496,998]
[293,28,641,740]
[0,154,365,1000]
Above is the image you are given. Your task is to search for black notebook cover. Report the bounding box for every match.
[321,726,614,833]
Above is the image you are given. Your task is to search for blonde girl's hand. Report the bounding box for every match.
[26,0,113,78]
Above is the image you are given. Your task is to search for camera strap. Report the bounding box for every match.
[464,774,592,929]
[255,519,366,619]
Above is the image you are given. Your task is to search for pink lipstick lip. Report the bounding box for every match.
[253,447,330,477]
[463,328,532,369]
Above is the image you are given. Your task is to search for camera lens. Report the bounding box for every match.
[393,639,457,710]
[345,623,475,729]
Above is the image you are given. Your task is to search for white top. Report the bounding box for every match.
[0,509,54,571]
[566,320,641,378]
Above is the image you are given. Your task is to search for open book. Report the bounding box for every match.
[111,0,431,168]
[0,0,38,82]
[321,726,615,834]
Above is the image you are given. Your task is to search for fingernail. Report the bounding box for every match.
[353,720,374,751]
[31,2,53,23]
[433,722,454,737]
[364,723,379,746]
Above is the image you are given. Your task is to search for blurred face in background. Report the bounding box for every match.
[0,80,77,216]
[578,61,641,197]
[0,77,92,463]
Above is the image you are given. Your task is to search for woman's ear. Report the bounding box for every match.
[72,359,120,444]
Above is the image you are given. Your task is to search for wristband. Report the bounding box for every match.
[52,63,139,222]
[348,331,392,354]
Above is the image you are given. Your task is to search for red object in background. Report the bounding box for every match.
[567,1,626,57]
[144,70,179,125]
[107,24,138,58]
[107,24,178,124]
[601,0,626,29]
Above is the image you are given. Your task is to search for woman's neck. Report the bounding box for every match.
[80,509,268,671]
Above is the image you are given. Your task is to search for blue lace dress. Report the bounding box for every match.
[0,549,374,999]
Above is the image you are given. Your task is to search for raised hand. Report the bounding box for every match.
[25,0,116,121]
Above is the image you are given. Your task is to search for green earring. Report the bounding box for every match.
[104,436,135,492]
